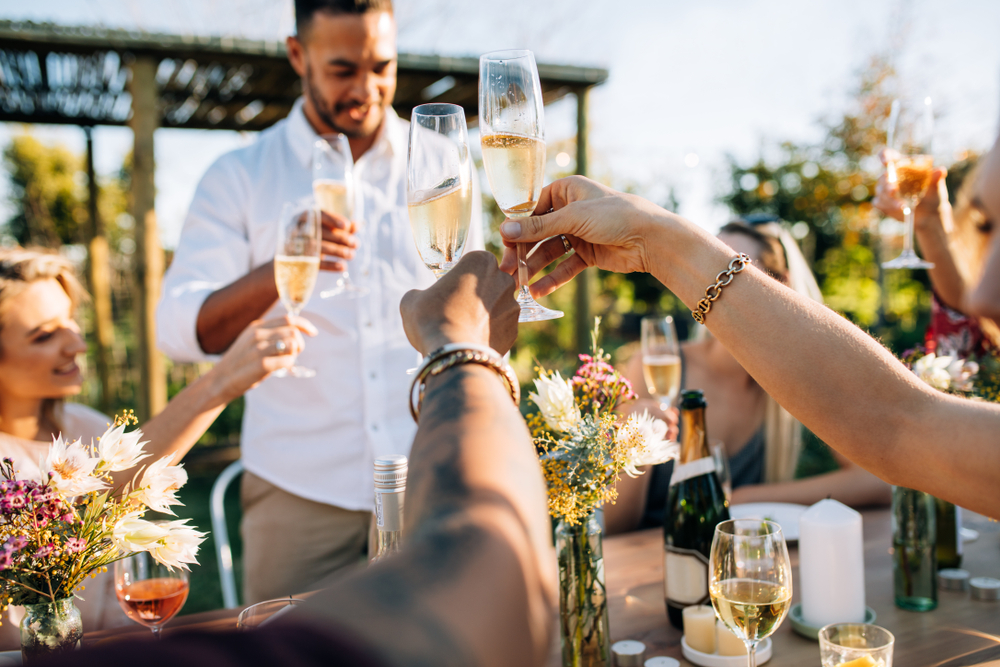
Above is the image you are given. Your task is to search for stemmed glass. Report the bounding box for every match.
[709,519,793,667]
[114,551,190,639]
[882,96,936,270]
[313,134,368,297]
[273,198,321,378]
[407,103,474,278]
[640,315,681,414]
[479,49,563,322]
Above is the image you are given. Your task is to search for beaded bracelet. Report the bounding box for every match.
[691,253,752,324]
[409,344,520,422]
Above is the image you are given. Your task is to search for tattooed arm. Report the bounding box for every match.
[296,251,558,667]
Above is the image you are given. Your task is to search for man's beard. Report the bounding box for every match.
[305,63,382,139]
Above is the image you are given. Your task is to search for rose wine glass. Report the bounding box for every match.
[314,134,368,298]
[882,96,935,270]
[641,315,681,414]
[115,552,190,639]
[273,198,321,378]
[479,49,563,322]
[407,103,474,278]
[709,519,793,667]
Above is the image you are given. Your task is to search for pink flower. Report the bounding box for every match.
[0,551,11,571]
[33,543,54,559]
[5,536,27,551]
[64,537,87,554]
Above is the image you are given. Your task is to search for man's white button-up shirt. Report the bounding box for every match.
[156,98,484,511]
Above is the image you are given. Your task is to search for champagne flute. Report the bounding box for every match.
[709,519,793,667]
[882,96,935,270]
[273,198,321,378]
[114,551,190,639]
[407,103,474,278]
[641,315,681,413]
[313,134,369,297]
[479,49,564,322]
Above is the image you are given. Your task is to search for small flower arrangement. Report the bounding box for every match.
[0,414,206,610]
[902,347,1000,400]
[528,319,678,526]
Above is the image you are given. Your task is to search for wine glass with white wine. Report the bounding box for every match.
[273,198,321,378]
[407,103,474,278]
[710,519,793,667]
[313,134,369,297]
[641,315,681,414]
[882,96,936,270]
[479,49,563,322]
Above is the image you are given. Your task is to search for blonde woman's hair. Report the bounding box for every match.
[0,247,88,434]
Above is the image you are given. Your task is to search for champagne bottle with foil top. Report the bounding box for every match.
[371,455,407,564]
[663,390,730,629]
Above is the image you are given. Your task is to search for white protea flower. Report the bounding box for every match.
[946,357,979,392]
[40,435,107,497]
[113,512,169,553]
[135,456,188,515]
[618,410,679,478]
[912,353,954,391]
[95,423,150,473]
[529,372,580,433]
[147,520,206,571]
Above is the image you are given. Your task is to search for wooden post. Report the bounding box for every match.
[84,126,115,414]
[574,86,594,352]
[128,57,166,420]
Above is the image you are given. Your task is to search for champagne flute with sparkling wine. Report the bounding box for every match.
[115,551,190,639]
[273,199,321,378]
[314,134,368,297]
[641,315,682,413]
[407,103,474,277]
[882,96,935,270]
[479,49,563,322]
[710,519,793,667]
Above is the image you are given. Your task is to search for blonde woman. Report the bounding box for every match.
[608,221,890,534]
[0,247,314,645]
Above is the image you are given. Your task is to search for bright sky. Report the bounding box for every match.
[2,0,999,247]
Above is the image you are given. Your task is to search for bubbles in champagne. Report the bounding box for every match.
[313,179,352,219]
[480,133,545,216]
[407,180,472,277]
[274,255,320,315]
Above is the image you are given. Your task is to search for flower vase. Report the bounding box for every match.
[20,598,83,663]
[556,512,610,667]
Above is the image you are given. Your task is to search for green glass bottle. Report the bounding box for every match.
[935,497,962,570]
[663,390,730,630]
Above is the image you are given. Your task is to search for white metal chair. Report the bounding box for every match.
[209,459,244,609]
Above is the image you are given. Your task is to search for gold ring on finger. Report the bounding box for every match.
[560,235,573,254]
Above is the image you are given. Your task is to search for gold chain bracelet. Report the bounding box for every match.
[691,253,752,324]
[409,345,520,422]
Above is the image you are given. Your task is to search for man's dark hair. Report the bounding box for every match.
[295,0,393,37]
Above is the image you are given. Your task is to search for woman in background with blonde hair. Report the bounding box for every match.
[607,220,890,535]
[0,247,314,645]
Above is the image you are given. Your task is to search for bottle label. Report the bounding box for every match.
[375,489,405,531]
[669,457,716,486]
[663,545,710,608]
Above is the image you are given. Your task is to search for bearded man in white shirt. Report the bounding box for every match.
[156,0,482,603]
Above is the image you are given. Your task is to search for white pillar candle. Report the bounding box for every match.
[682,605,717,654]
[798,499,866,628]
[716,619,747,656]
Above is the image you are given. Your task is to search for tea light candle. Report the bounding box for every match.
[716,619,747,656]
[799,499,866,628]
[682,605,716,654]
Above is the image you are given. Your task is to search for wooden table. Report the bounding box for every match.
[90,510,1000,667]
[586,509,1000,667]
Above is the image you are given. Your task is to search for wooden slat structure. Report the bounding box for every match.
[0,20,609,418]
